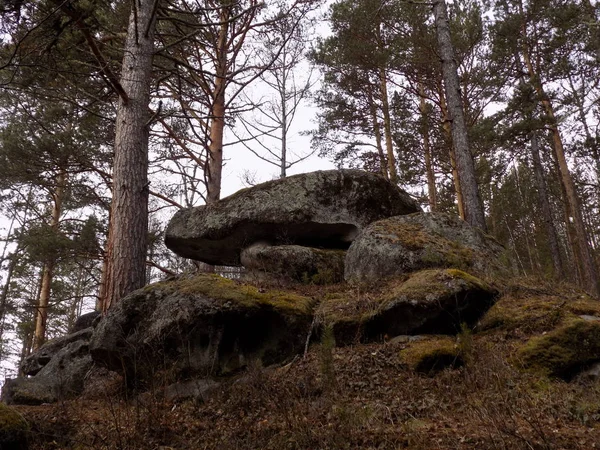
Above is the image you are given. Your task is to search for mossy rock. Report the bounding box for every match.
[0,403,29,449]
[400,336,463,375]
[165,169,419,265]
[91,274,317,384]
[345,212,506,283]
[479,282,600,335]
[517,318,600,380]
[148,273,315,314]
[241,244,345,284]
[318,269,497,345]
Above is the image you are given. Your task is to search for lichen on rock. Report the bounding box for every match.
[345,212,506,283]
[90,274,317,384]
[165,169,420,266]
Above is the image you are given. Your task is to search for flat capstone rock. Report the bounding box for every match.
[165,170,420,266]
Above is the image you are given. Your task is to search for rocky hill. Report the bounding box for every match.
[1,170,599,449]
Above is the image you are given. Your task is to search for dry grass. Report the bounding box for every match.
[15,277,600,449]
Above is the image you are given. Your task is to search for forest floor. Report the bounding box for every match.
[15,278,600,450]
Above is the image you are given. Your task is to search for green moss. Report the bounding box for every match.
[146,274,316,315]
[479,283,600,335]
[386,269,493,302]
[400,336,463,374]
[0,403,29,449]
[517,318,600,379]
[316,269,495,345]
[370,220,474,270]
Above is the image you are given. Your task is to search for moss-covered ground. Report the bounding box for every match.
[13,276,600,449]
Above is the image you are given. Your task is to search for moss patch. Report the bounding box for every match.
[400,336,463,374]
[316,269,496,345]
[517,318,600,379]
[0,403,29,449]
[479,281,599,336]
[385,269,494,302]
[369,220,475,270]
[146,274,316,315]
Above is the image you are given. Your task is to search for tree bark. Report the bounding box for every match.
[103,0,158,311]
[418,81,437,211]
[433,0,486,231]
[437,75,464,219]
[520,22,599,296]
[530,132,564,278]
[367,86,388,179]
[379,68,398,184]
[33,169,66,350]
[206,6,230,204]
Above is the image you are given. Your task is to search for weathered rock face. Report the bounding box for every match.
[71,310,101,333]
[345,212,505,282]
[89,274,316,385]
[21,328,92,377]
[241,244,345,284]
[165,170,420,266]
[2,329,93,405]
[320,269,498,346]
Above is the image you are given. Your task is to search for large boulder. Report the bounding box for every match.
[165,170,420,266]
[89,274,316,385]
[2,329,93,405]
[320,269,498,345]
[21,328,92,377]
[345,212,505,282]
[517,316,600,380]
[241,244,345,284]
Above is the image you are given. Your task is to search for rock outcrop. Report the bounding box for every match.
[320,269,498,345]
[241,244,345,284]
[89,274,316,385]
[345,212,505,282]
[4,170,516,405]
[165,169,420,266]
[2,328,93,405]
[517,316,600,380]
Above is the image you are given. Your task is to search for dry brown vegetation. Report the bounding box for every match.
[14,277,600,449]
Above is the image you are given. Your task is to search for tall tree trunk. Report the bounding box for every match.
[437,76,464,218]
[33,170,67,350]
[418,81,437,211]
[368,87,388,179]
[280,78,288,178]
[379,68,398,184]
[104,0,158,311]
[207,6,230,204]
[530,132,564,278]
[433,0,486,231]
[520,26,599,296]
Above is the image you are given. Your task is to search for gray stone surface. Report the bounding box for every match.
[165,170,420,266]
[21,328,92,376]
[71,310,101,333]
[345,212,505,282]
[2,332,93,405]
[89,274,316,384]
[241,244,345,284]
